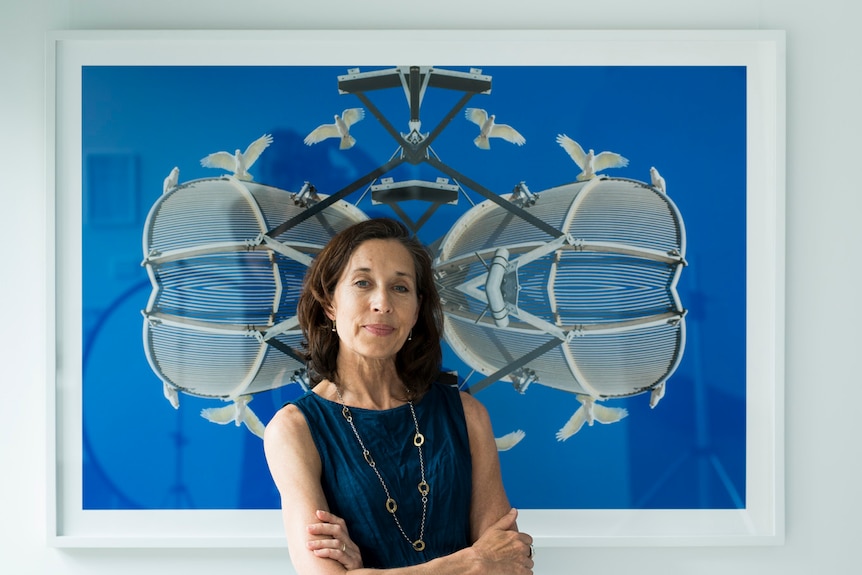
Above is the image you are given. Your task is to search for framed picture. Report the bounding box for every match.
[48,29,785,547]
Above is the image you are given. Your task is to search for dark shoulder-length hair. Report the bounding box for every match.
[296,218,443,395]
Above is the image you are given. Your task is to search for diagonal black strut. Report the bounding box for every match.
[355,84,476,165]
[263,337,306,364]
[467,338,564,394]
[417,92,476,159]
[426,156,562,238]
[353,92,405,151]
[265,155,406,238]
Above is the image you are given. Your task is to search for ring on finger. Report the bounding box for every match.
[341,542,346,552]
[529,544,535,558]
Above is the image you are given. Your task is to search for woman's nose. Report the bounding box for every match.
[371,287,392,312]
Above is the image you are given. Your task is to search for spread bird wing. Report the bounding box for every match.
[465,107,489,127]
[495,429,526,451]
[489,124,526,145]
[556,134,587,168]
[593,151,629,171]
[200,151,236,170]
[199,404,236,425]
[555,406,587,441]
[340,108,365,127]
[242,407,266,439]
[242,134,273,166]
[304,124,341,145]
[592,404,629,425]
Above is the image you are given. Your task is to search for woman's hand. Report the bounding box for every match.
[469,508,534,574]
[306,509,363,570]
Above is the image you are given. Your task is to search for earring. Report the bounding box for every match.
[408,329,413,341]
[331,319,337,332]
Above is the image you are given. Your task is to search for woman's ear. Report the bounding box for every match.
[324,303,336,321]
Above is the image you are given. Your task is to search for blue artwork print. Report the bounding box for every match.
[81,64,746,511]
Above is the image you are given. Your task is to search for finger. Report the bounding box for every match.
[310,539,352,562]
[315,509,347,527]
[490,507,519,531]
[307,538,349,554]
[306,538,339,551]
[306,522,343,538]
[309,542,360,570]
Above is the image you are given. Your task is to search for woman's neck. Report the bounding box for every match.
[327,358,408,410]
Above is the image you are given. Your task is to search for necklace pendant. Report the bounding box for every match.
[412,539,425,552]
[363,449,375,467]
[417,480,430,496]
[385,497,398,514]
[413,432,425,447]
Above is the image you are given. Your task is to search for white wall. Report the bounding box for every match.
[2,1,860,573]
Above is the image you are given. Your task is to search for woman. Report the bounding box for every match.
[264,218,534,574]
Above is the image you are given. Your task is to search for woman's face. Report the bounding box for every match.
[327,239,420,364]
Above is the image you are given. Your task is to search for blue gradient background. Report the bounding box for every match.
[81,65,746,510]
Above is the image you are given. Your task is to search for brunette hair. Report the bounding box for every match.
[296,218,443,394]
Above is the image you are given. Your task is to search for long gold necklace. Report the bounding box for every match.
[334,383,429,552]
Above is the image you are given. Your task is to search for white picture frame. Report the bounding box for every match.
[47,29,785,547]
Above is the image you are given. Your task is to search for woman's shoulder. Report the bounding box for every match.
[263,401,324,494]
[270,386,328,424]
[264,401,309,443]
[264,398,323,467]
[421,378,490,431]
[457,389,490,422]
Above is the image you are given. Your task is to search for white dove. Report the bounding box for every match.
[555,394,629,441]
[465,108,526,149]
[200,395,266,439]
[649,381,667,409]
[556,134,628,180]
[494,429,526,452]
[162,166,179,194]
[304,108,365,149]
[650,166,667,194]
[200,133,273,181]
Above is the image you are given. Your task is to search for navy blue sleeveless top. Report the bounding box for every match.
[291,382,472,568]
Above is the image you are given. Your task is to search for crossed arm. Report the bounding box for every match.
[263,392,533,575]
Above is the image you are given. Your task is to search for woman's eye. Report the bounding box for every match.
[354,280,370,288]
[393,285,409,293]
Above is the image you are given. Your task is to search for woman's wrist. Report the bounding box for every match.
[446,545,481,575]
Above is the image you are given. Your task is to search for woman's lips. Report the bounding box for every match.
[364,324,396,336]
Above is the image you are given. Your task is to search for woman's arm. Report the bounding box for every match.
[459,391,521,540]
[305,507,532,575]
[264,401,532,575]
[264,405,357,574]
